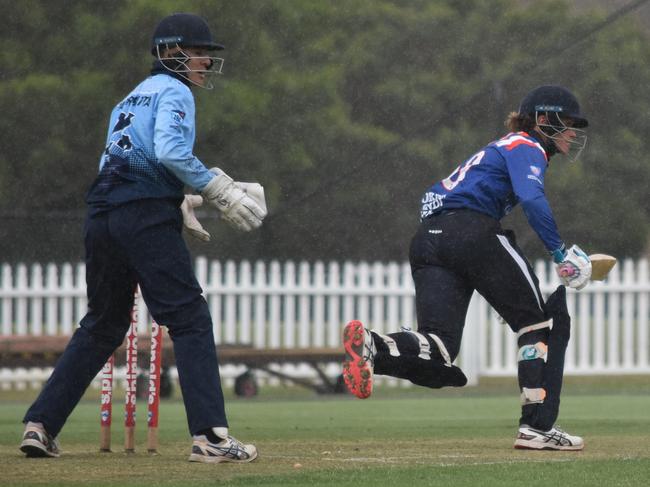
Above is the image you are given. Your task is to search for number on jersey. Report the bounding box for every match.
[441,150,485,191]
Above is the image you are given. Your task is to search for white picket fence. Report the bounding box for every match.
[1,258,649,390]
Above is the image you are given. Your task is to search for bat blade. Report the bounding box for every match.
[589,254,617,281]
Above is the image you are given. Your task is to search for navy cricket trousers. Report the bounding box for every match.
[24,199,228,437]
[409,209,549,358]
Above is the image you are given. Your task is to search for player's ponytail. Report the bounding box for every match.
[505,111,535,133]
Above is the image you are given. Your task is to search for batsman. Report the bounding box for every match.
[344,85,592,450]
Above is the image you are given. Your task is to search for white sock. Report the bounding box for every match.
[212,427,228,441]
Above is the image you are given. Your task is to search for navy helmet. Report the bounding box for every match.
[519,85,588,128]
[151,13,224,54]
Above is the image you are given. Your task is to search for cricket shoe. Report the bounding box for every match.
[19,422,60,458]
[514,425,584,451]
[189,434,258,463]
[342,320,376,399]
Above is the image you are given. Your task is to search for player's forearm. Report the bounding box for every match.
[159,153,214,192]
[154,130,214,191]
[520,196,564,256]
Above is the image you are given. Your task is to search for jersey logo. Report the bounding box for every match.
[116,91,155,109]
[171,110,186,124]
[527,174,543,184]
[104,111,135,155]
[528,165,543,185]
[420,192,446,219]
[113,112,134,133]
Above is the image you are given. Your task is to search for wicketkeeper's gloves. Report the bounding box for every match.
[181,195,211,241]
[202,168,267,232]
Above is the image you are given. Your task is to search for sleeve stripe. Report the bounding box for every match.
[494,134,548,160]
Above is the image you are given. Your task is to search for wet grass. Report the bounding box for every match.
[0,379,649,486]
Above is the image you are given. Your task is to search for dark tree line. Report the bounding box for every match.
[1,0,649,264]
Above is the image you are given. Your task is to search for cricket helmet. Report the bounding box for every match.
[151,13,224,54]
[151,13,224,89]
[519,85,588,128]
[519,85,588,161]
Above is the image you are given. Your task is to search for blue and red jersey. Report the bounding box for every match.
[420,132,563,253]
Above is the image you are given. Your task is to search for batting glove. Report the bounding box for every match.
[555,244,592,290]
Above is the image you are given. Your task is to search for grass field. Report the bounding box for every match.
[1,378,649,486]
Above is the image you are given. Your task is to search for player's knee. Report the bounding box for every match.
[80,314,132,349]
[516,319,551,405]
[516,320,550,364]
[516,319,550,348]
[156,297,212,334]
[517,329,548,361]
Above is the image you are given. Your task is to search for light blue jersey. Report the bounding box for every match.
[87,73,214,210]
[420,132,564,253]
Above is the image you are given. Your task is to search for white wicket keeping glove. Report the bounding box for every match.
[555,244,592,290]
[181,195,211,242]
[237,182,267,214]
[202,168,267,232]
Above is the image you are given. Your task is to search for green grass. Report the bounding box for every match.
[1,379,649,486]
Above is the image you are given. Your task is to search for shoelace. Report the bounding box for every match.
[363,331,375,365]
[227,436,243,447]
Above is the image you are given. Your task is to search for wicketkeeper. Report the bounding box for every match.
[343,85,591,451]
[20,13,264,463]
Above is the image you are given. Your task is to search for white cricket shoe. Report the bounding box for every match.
[514,425,584,451]
[19,422,60,458]
[189,434,258,463]
[342,320,376,399]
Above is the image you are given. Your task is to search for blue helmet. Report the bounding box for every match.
[519,85,588,128]
[151,13,224,55]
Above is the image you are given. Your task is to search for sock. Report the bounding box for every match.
[196,426,228,443]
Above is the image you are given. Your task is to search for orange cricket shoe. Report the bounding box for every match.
[342,320,376,399]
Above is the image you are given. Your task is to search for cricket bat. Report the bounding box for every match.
[589,254,617,281]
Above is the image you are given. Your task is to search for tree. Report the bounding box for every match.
[1,0,649,263]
